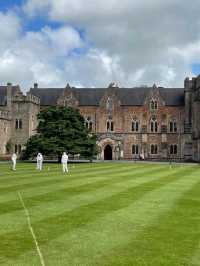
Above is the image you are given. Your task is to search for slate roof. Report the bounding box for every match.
[29,86,185,106]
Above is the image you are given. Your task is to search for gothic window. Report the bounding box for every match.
[132,145,139,155]
[85,117,93,131]
[150,100,158,110]
[132,119,139,132]
[170,145,178,155]
[150,117,158,132]
[151,144,158,154]
[169,121,177,133]
[107,120,114,132]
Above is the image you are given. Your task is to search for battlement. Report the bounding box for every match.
[184,75,200,91]
[26,93,40,105]
[0,109,11,120]
[12,92,40,105]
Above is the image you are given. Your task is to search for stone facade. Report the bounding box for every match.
[0,83,40,156]
[185,76,200,161]
[0,76,200,161]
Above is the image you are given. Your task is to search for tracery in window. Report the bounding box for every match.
[132,119,139,132]
[150,117,158,132]
[150,100,158,110]
[85,116,93,131]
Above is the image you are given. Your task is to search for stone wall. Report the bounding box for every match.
[79,87,186,160]
[0,110,11,155]
[0,85,40,156]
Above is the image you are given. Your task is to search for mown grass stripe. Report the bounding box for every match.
[0,163,116,179]
[0,163,143,191]
[18,192,46,266]
[0,164,167,216]
[54,169,200,266]
[96,174,200,266]
[0,164,163,205]
[0,167,195,260]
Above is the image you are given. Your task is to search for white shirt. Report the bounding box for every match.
[37,154,43,161]
[61,154,68,163]
[12,154,17,161]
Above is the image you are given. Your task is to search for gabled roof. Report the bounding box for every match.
[29,86,185,107]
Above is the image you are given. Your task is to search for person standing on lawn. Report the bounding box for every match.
[61,152,69,173]
[11,153,17,171]
[36,153,43,171]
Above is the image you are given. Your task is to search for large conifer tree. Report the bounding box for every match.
[23,106,97,160]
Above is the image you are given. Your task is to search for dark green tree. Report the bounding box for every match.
[23,106,97,161]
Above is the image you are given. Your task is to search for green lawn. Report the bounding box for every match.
[0,162,200,266]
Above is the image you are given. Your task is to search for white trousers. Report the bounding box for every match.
[12,160,16,170]
[37,161,43,170]
[62,163,68,173]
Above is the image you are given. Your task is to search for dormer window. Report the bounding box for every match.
[150,100,158,110]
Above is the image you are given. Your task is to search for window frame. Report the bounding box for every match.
[132,144,139,155]
[150,100,158,110]
[150,117,158,133]
[132,119,139,132]
[150,144,158,155]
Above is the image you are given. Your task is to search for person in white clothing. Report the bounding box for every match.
[11,153,17,170]
[36,153,43,170]
[61,152,68,173]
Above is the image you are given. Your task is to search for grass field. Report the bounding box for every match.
[0,162,200,266]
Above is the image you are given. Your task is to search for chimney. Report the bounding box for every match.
[34,83,38,89]
[6,82,12,110]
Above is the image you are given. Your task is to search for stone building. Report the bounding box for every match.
[0,76,200,161]
[0,83,40,156]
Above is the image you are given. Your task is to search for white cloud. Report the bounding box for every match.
[1,1,200,90]
[0,11,21,51]
[0,11,85,90]
[21,0,200,87]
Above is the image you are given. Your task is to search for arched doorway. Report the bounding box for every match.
[104,145,112,160]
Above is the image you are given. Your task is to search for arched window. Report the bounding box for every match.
[107,120,114,132]
[150,117,158,132]
[85,116,93,131]
[132,119,139,132]
[169,121,177,133]
[150,100,158,110]
[132,145,139,155]
[151,144,158,154]
[170,144,178,155]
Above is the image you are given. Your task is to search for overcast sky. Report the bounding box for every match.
[0,0,200,91]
